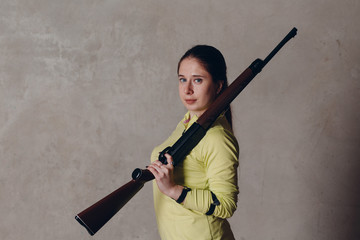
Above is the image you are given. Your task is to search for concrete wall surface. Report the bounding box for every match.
[0,0,359,239]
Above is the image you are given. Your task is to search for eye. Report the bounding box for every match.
[194,78,202,84]
[179,78,187,83]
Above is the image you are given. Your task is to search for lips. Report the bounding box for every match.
[185,99,196,104]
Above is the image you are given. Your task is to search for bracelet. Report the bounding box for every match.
[205,192,220,215]
[176,187,191,204]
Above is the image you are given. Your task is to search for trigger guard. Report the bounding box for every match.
[159,146,172,164]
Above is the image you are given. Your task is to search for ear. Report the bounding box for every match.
[216,81,224,95]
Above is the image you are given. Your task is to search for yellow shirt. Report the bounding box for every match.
[151,112,239,240]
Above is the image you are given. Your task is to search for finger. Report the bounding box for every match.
[147,165,159,177]
[164,153,175,168]
[148,164,165,178]
[149,161,163,169]
[152,163,163,172]
[153,160,163,167]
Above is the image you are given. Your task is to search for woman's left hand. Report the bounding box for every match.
[147,153,183,200]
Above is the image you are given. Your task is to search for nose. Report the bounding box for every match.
[184,82,193,95]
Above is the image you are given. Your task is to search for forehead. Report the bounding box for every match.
[178,58,209,75]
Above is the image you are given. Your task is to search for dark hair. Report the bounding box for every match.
[177,45,233,128]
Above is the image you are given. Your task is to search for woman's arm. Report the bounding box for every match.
[182,127,239,218]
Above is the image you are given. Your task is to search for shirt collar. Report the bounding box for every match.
[181,111,228,130]
[181,112,199,130]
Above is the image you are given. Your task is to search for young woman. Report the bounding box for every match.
[147,45,239,240]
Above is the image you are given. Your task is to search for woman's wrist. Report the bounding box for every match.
[175,186,191,204]
[167,185,184,200]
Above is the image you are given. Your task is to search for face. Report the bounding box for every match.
[178,58,222,118]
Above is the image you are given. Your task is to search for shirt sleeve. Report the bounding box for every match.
[182,127,239,219]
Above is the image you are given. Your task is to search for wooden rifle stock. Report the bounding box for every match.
[75,168,154,235]
[75,27,297,236]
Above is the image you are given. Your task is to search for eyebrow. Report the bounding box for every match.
[178,74,205,77]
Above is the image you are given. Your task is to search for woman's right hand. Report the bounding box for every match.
[147,153,183,200]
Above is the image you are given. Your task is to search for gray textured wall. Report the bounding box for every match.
[1,1,359,240]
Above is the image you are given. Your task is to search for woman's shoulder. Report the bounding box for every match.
[197,117,239,165]
[206,116,235,138]
[201,116,238,150]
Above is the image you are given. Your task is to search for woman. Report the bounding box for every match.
[147,45,239,240]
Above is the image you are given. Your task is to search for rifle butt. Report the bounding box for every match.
[75,178,145,235]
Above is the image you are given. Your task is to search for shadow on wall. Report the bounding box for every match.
[322,111,360,239]
[293,96,360,239]
[350,150,360,239]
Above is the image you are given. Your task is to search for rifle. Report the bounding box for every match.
[75,27,297,235]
